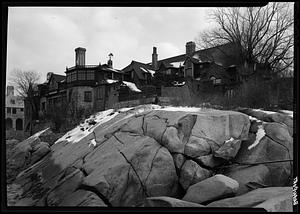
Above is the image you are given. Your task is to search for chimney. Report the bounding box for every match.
[186,41,196,57]
[75,47,86,66]
[107,53,113,68]
[7,86,14,96]
[152,47,158,70]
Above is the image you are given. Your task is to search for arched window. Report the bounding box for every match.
[16,118,23,130]
[6,118,13,130]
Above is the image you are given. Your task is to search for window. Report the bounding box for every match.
[87,71,95,80]
[20,108,24,112]
[78,70,86,80]
[215,79,221,84]
[165,69,171,75]
[12,108,16,114]
[71,71,77,81]
[7,107,11,114]
[10,99,15,104]
[84,91,92,102]
[97,88,103,100]
[67,74,71,83]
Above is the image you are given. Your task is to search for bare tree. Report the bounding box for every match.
[9,69,40,98]
[195,2,294,77]
[9,69,41,134]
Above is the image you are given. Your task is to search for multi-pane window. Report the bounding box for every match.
[10,99,15,104]
[67,74,71,83]
[78,70,86,80]
[71,71,77,81]
[84,91,92,102]
[7,107,11,114]
[12,108,16,114]
[215,79,221,84]
[87,71,95,80]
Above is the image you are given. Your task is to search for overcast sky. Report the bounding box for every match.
[7,7,216,83]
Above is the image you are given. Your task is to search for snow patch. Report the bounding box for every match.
[253,109,276,115]
[118,107,134,112]
[248,125,266,150]
[122,81,142,92]
[278,110,293,118]
[89,139,97,147]
[106,79,119,84]
[170,61,184,68]
[225,137,234,144]
[159,106,202,112]
[173,81,185,86]
[55,109,118,144]
[140,67,156,77]
[249,116,262,122]
[29,128,50,140]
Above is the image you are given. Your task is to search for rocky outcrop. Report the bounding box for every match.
[207,187,292,208]
[7,105,292,210]
[144,196,205,207]
[6,128,60,184]
[182,174,239,204]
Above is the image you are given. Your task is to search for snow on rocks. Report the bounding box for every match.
[278,110,293,118]
[248,125,266,150]
[9,105,293,210]
[249,116,262,122]
[55,109,118,144]
[159,106,203,112]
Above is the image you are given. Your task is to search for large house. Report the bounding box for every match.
[122,41,272,99]
[35,47,142,120]
[5,86,25,131]
[28,40,274,130]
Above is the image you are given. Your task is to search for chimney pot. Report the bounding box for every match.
[186,41,196,56]
[152,47,158,70]
[75,47,86,66]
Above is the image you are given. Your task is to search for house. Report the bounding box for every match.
[5,86,25,131]
[36,47,142,119]
[120,41,244,98]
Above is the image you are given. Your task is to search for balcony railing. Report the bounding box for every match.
[66,65,99,71]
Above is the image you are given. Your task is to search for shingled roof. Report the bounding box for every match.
[149,42,239,69]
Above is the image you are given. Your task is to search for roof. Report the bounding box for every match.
[46,73,65,84]
[149,42,239,69]
[122,61,154,80]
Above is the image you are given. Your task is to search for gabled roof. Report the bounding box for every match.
[48,73,66,84]
[150,42,239,69]
[122,61,154,80]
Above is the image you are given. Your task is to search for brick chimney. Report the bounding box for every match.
[186,41,196,57]
[6,86,14,96]
[75,47,86,66]
[152,47,158,70]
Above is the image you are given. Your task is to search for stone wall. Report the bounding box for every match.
[161,85,192,105]
[67,86,94,111]
[112,97,155,109]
